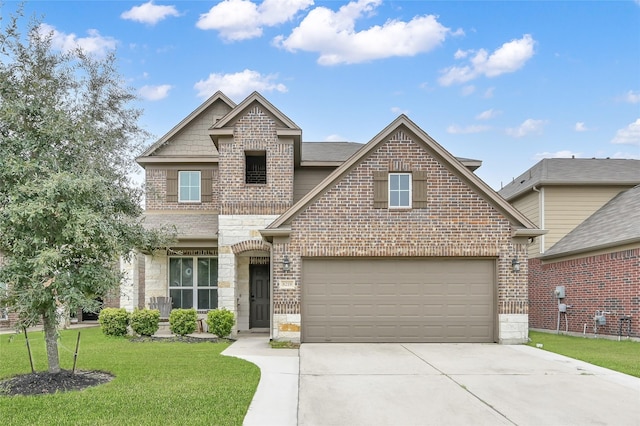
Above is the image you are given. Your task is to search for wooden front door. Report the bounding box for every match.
[250,264,270,328]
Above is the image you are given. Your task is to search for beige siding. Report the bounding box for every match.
[293,167,335,203]
[154,102,232,156]
[543,186,629,252]
[511,192,540,257]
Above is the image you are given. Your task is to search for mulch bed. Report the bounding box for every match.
[0,370,114,396]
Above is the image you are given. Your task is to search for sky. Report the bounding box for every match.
[2,0,639,190]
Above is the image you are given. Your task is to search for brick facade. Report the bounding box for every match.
[529,248,639,338]
[271,129,529,342]
[219,106,294,215]
[145,166,220,211]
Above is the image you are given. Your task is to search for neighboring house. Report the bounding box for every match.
[119,91,544,344]
[499,159,640,338]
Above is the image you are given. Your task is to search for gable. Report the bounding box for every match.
[268,115,539,234]
[289,129,514,254]
[152,100,231,157]
[137,91,235,164]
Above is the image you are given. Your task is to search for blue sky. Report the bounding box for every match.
[3,0,639,190]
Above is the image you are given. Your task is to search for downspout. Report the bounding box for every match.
[532,186,544,253]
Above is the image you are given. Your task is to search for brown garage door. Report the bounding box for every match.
[302,258,495,343]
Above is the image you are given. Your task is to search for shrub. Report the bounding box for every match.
[130,308,160,336]
[98,308,129,337]
[169,308,197,336]
[206,308,235,338]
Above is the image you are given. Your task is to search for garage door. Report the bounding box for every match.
[302,258,495,343]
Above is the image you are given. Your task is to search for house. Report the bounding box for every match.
[120,91,544,344]
[499,159,640,338]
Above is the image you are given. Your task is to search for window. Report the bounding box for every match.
[179,171,201,202]
[373,171,427,209]
[169,257,218,310]
[245,151,267,184]
[389,173,411,208]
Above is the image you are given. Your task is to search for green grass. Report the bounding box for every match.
[528,331,640,378]
[0,327,260,426]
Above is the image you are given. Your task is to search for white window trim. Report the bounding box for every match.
[168,256,218,311]
[389,172,412,209]
[178,171,201,203]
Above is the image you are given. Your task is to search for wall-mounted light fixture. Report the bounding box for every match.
[282,255,290,272]
[511,257,520,273]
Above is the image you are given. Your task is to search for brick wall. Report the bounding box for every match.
[145,167,220,211]
[218,105,294,215]
[529,248,639,338]
[271,129,528,339]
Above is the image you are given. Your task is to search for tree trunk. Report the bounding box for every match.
[43,314,61,373]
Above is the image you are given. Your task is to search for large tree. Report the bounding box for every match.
[0,10,169,373]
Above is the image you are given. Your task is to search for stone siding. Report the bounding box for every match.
[529,248,639,338]
[271,129,528,342]
[218,215,278,331]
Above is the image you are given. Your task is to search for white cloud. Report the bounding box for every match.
[611,119,640,145]
[196,0,313,42]
[138,84,172,101]
[439,34,535,86]
[274,0,452,65]
[506,118,546,138]
[533,150,581,161]
[454,49,470,59]
[38,24,117,56]
[391,106,409,115]
[446,124,490,134]
[622,90,640,104]
[194,69,287,99]
[476,108,500,120]
[461,85,475,96]
[483,87,495,98]
[121,1,180,25]
[324,134,345,142]
[611,151,640,160]
[574,122,589,132]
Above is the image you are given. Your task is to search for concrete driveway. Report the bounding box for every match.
[298,343,640,426]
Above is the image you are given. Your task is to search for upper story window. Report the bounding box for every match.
[179,171,201,202]
[373,170,427,209]
[389,173,411,208]
[245,151,267,184]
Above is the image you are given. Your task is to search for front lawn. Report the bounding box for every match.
[0,327,260,425]
[527,331,640,378]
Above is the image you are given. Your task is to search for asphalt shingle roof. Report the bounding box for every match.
[301,142,364,162]
[543,185,640,258]
[499,158,640,200]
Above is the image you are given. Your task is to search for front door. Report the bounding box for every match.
[250,264,270,328]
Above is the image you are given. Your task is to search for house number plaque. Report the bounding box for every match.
[279,279,296,289]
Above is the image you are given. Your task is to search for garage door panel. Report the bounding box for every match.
[302,258,495,343]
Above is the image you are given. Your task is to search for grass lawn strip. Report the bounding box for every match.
[0,327,260,426]
[527,331,640,378]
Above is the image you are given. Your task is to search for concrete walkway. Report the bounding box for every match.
[222,334,299,426]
